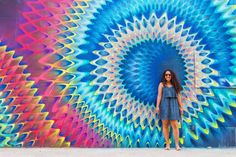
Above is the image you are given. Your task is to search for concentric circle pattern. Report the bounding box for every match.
[0,0,236,147]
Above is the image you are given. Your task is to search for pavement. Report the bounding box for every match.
[0,148,236,157]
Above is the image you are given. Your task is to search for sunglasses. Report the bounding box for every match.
[165,74,171,76]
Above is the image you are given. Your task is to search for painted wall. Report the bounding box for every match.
[0,0,236,147]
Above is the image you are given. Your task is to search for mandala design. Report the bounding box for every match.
[0,0,236,147]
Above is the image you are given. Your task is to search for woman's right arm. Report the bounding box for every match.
[156,82,163,113]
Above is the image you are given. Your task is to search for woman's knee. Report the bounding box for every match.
[162,120,169,128]
[170,120,178,129]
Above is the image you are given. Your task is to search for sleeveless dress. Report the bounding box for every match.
[159,86,181,120]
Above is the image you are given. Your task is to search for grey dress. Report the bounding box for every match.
[159,86,181,120]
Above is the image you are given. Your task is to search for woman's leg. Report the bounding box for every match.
[170,120,180,150]
[162,120,170,149]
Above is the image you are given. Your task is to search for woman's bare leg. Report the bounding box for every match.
[162,120,170,149]
[170,120,180,150]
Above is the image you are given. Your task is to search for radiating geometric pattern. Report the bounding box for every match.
[0,42,69,147]
[0,0,236,147]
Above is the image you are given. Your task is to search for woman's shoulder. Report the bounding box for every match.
[159,82,164,87]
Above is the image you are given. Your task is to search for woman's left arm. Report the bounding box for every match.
[177,93,183,115]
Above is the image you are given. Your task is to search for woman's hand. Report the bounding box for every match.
[179,107,183,116]
[155,106,160,114]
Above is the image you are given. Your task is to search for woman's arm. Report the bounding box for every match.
[156,82,163,113]
[177,93,183,115]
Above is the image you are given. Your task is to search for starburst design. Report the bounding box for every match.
[0,0,235,147]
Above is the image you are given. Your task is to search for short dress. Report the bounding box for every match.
[159,86,181,120]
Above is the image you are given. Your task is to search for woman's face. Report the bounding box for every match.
[164,71,172,82]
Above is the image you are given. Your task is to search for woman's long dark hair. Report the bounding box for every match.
[161,69,183,94]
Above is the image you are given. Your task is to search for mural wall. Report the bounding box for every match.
[0,0,236,147]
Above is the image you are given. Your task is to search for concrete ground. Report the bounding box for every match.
[0,148,236,157]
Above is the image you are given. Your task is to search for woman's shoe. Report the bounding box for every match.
[165,144,170,150]
[175,145,181,151]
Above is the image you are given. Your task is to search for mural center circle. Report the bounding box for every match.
[119,40,186,105]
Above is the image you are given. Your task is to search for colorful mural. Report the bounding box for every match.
[0,0,236,147]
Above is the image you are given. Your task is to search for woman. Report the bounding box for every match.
[156,69,183,151]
